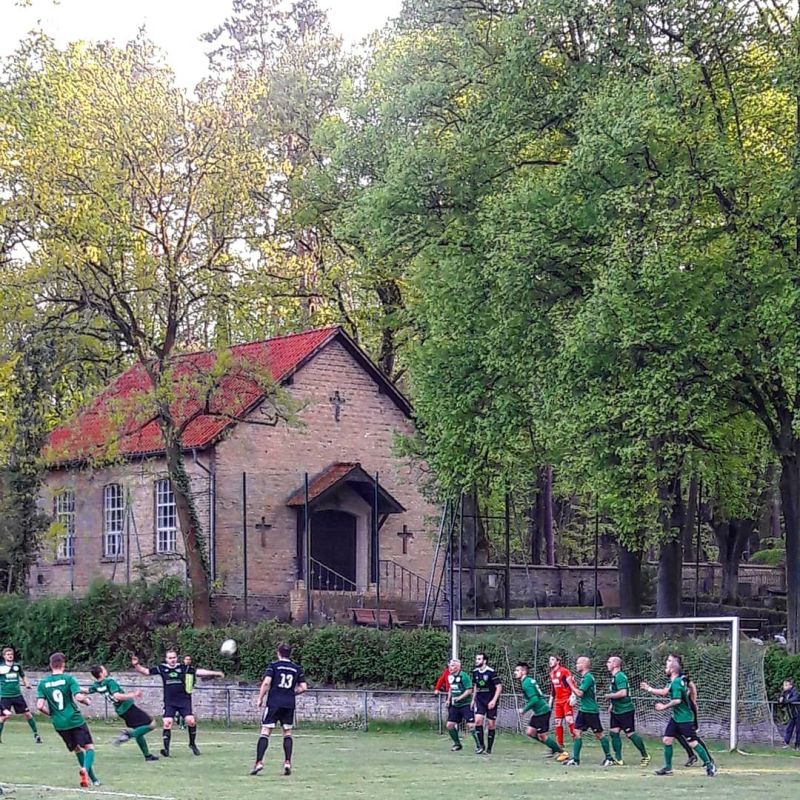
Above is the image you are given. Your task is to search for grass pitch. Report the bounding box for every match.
[0,717,797,800]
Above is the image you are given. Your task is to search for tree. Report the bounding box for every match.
[0,35,273,624]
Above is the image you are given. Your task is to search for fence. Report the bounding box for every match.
[22,672,792,745]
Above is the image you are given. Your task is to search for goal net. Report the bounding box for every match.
[452,617,776,750]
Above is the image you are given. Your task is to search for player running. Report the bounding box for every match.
[36,652,99,787]
[604,655,649,766]
[675,670,714,767]
[88,665,158,761]
[641,653,716,777]
[472,652,502,754]
[515,662,564,758]
[0,645,41,744]
[446,658,480,753]
[548,655,575,749]
[132,649,224,758]
[558,656,613,766]
[251,643,308,777]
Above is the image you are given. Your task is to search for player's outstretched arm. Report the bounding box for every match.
[36,698,50,716]
[196,668,224,679]
[75,690,91,706]
[130,656,150,676]
[640,681,669,698]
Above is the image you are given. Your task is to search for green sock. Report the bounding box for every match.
[630,732,647,757]
[0,721,4,738]
[664,743,673,770]
[573,737,583,762]
[470,728,480,748]
[543,735,562,753]
[136,735,150,757]
[610,731,622,760]
[600,736,611,757]
[83,749,96,781]
[448,727,460,746]
[76,751,85,767]
[694,743,711,766]
[129,725,152,740]
[28,717,39,734]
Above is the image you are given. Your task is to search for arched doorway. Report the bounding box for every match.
[310,510,357,589]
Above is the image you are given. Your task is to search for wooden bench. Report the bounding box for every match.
[349,607,411,627]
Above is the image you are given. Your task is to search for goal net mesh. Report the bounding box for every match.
[454,621,776,746]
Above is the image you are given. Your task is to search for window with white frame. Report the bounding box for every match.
[103,484,125,558]
[55,490,75,560]
[155,479,177,554]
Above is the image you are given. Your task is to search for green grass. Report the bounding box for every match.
[0,716,797,799]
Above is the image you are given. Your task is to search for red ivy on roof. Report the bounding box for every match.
[45,327,339,465]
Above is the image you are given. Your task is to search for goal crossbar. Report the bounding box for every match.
[452,616,741,751]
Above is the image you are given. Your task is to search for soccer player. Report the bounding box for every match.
[548,654,575,749]
[251,643,308,777]
[558,656,613,766]
[0,645,41,744]
[676,670,714,767]
[88,665,158,761]
[131,649,224,757]
[445,658,480,753]
[515,662,563,757]
[36,652,99,787]
[641,653,716,777]
[472,652,502,754]
[604,655,649,766]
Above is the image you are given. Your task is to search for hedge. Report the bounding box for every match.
[764,646,800,699]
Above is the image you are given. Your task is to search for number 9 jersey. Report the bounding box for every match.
[37,673,85,731]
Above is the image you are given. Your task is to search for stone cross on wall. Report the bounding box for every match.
[329,390,346,422]
[255,516,272,547]
[397,524,414,554]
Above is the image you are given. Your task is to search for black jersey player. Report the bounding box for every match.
[251,644,307,777]
[471,652,502,753]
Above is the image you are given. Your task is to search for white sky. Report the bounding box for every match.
[1,0,403,88]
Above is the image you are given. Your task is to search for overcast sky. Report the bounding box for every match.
[1,0,403,88]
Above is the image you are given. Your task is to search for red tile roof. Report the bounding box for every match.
[286,463,362,506]
[45,327,340,464]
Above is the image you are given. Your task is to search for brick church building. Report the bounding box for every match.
[33,327,440,622]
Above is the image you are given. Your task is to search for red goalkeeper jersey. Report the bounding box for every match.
[549,665,573,702]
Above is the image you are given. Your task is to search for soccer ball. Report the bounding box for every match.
[220,638,238,657]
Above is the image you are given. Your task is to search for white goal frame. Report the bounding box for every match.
[452,616,741,751]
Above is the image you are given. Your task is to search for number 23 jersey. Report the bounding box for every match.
[264,660,305,709]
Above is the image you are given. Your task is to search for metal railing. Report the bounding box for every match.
[309,557,357,592]
[380,559,448,604]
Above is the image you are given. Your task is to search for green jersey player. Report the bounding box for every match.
[0,645,41,744]
[88,665,158,761]
[445,659,480,753]
[36,652,99,788]
[603,655,649,766]
[514,662,563,757]
[559,656,613,766]
[641,653,716,777]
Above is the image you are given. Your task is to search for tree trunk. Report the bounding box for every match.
[461,492,494,615]
[618,542,643,617]
[682,477,698,562]
[656,537,683,618]
[779,452,800,653]
[528,496,541,565]
[713,519,752,605]
[542,466,555,565]
[163,435,213,627]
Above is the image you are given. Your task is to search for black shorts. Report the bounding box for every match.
[610,711,636,733]
[665,719,697,741]
[262,706,295,729]
[57,723,93,751]
[164,699,192,720]
[575,711,603,733]
[447,705,474,725]
[0,695,29,715]
[121,705,153,729]
[528,712,551,734]
[474,695,498,720]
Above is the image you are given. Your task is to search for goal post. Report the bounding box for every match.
[452,616,749,751]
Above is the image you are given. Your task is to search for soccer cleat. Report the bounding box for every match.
[684,755,698,767]
[79,768,89,788]
[34,734,42,744]
[113,730,131,746]
[602,757,615,767]
[705,762,717,777]
[640,755,651,767]
[144,754,159,762]
[250,762,263,776]
[555,751,570,762]
[654,767,673,776]
[451,743,463,751]
[160,749,170,757]
[92,780,102,787]
[189,744,201,756]
[475,746,485,755]
[283,761,292,776]
[563,758,580,766]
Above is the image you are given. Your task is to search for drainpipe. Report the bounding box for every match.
[192,449,216,582]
